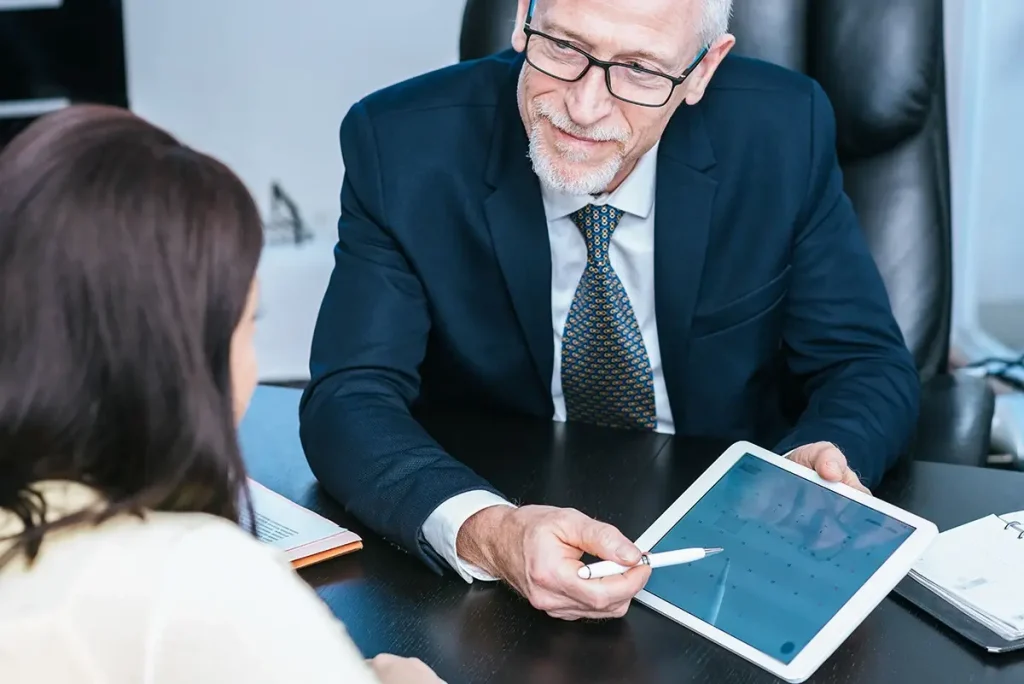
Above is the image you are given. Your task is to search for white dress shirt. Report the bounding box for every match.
[421,143,675,582]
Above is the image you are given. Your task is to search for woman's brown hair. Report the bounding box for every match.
[0,105,264,565]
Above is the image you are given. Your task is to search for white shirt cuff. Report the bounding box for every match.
[421,490,516,583]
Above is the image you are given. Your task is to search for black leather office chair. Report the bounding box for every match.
[459,0,995,467]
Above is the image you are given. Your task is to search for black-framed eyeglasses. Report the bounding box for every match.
[522,23,708,108]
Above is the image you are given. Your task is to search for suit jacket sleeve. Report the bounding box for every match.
[299,101,504,572]
[773,82,921,488]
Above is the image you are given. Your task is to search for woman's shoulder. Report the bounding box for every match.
[2,482,266,577]
[15,510,276,612]
[3,497,378,683]
[144,509,296,580]
[63,508,272,573]
[0,498,261,582]
[131,513,380,682]
[90,509,295,591]
[6,507,289,621]
[138,509,267,555]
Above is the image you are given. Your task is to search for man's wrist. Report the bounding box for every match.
[456,504,517,576]
[421,491,513,582]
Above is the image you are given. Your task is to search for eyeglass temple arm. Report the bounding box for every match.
[685,46,710,75]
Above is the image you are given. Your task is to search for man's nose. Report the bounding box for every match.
[565,65,615,128]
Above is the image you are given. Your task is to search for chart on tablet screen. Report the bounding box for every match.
[644,455,913,663]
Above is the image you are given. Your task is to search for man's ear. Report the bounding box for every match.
[683,33,736,105]
[511,0,533,52]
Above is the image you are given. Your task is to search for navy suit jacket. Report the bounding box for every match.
[299,50,920,572]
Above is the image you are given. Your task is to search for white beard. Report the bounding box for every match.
[521,81,629,195]
[528,122,624,195]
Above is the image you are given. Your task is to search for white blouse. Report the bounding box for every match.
[0,481,379,684]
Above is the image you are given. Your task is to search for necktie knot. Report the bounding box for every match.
[570,204,624,263]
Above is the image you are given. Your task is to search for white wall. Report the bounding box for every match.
[945,0,1024,356]
[966,1,1024,306]
[123,0,470,380]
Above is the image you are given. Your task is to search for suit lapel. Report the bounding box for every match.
[483,59,553,400]
[654,105,718,423]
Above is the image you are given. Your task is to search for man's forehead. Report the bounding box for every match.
[533,0,700,26]
[534,0,699,62]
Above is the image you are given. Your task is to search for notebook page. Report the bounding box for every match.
[243,480,355,553]
[999,510,1024,528]
[913,514,1024,636]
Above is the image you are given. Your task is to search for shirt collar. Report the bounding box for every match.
[540,141,659,221]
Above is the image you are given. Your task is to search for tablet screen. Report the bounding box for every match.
[643,454,914,664]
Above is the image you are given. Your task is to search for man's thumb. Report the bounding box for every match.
[786,444,815,467]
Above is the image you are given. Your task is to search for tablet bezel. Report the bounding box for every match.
[632,440,938,683]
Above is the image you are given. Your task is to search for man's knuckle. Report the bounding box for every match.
[590,594,614,612]
[556,507,580,521]
[598,526,619,546]
[529,566,556,589]
[531,593,559,612]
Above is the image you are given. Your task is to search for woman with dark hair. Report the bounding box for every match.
[0,106,441,684]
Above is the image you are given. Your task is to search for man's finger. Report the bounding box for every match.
[785,445,816,469]
[842,468,871,495]
[560,562,651,611]
[814,445,848,482]
[547,610,583,621]
[548,598,634,621]
[569,513,642,565]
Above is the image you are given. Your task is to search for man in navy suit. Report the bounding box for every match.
[300,0,919,620]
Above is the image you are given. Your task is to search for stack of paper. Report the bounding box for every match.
[242,479,362,569]
[909,511,1024,641]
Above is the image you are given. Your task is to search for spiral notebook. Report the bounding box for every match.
[894,510,1024,652]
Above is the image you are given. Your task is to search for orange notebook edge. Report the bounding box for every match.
[246,479,364,569]
[290,540,363,569]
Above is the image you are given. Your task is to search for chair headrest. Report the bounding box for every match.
[730,0,943,158]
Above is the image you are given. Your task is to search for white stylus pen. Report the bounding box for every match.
[577,547,724,579]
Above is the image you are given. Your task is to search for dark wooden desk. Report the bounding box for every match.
[240,385,1024,684]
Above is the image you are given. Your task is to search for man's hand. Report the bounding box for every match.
[456,504,651,620]
[369,654,445,684]
[786,441,870,494]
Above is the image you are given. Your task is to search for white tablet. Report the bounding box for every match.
[633,441,938,683]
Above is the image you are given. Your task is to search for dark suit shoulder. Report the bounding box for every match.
[358,50,519,120]
[708,54,818,99]
[686,54,829,165]
[341,52,522,193]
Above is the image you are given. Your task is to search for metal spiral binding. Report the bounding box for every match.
[1003,519,1023,539]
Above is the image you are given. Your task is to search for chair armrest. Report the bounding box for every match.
[912,373,995,467]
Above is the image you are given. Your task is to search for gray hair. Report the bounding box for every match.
[698,0,733,45]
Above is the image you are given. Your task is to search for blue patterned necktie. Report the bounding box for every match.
[561,204,657,430]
